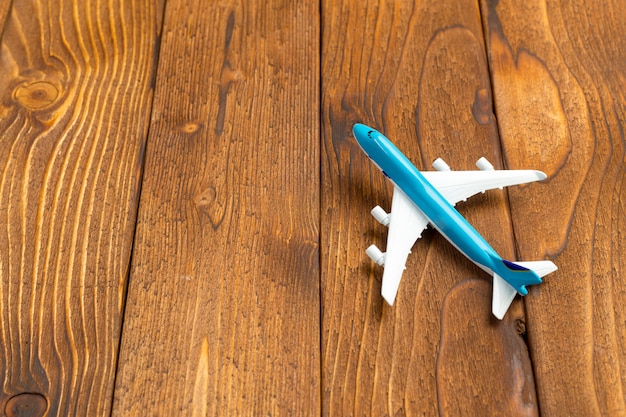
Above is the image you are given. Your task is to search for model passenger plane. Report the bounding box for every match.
[353,124,557,319]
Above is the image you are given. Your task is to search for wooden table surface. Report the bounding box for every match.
[1,0,625,415]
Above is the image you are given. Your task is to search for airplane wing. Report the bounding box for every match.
[368,186,429,306]
[422,161,546,206]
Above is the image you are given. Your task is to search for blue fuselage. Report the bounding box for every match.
[353,124,518,289]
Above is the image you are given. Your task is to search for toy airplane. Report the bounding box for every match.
[353,123,557,319]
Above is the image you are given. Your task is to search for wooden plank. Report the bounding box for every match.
[0,1,10,42]
[112,1,320,415]
[481,0,626,415]
[321,0,541,415]
[0,0,161,415]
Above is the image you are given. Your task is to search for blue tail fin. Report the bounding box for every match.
[498,260,545,295]
[492,259,557,319]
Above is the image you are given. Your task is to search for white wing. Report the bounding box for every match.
[378,186,429,305]
[422,169,547,206]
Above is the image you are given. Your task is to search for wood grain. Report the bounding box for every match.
[481,0,626,415]
[0,0,161,415]
[321,0,539,415]
[0,1,10,43]
[112,1,320,415]
[2,0,622,414]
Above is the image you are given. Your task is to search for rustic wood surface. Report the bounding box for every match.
[0,0,162,415]
[0,0,624,416]
[482,0,626,415]
[321,0,537,415]
[111,0,320,415]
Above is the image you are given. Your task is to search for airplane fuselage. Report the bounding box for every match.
[353,124,531,295]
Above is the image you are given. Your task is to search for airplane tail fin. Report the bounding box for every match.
[492,259,557,320]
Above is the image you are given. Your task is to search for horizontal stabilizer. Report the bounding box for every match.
[492,274,518,320]
[513,260,557,277]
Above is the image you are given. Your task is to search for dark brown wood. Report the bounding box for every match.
[321,0,538,415]
[481,0,626,415]
[112,1,320,415]
[2,0,623,414]
[0,0,161,415]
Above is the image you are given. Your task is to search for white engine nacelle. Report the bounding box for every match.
[366,245,386,266]
[432,158,451,171]
[476,157,494,171]
[371,205,390,226]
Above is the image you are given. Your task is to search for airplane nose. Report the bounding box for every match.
[352,123,373,141]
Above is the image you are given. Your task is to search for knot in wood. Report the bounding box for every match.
[194,187,216,208]
[179,121,201,134]
[221,64,243,85]
[14,81,59,110]
[472,88,493,125]
[5,393,47,417]
[193,186,225,229]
